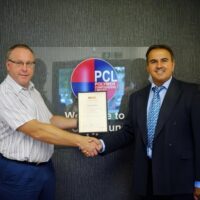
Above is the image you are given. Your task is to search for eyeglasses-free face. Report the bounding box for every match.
[146,48,175,86]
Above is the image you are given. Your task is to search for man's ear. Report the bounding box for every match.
[172,61,175,73]
[6,61,10,72]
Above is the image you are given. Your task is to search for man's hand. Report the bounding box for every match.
[78,136,102,157]
[194,187,200,200]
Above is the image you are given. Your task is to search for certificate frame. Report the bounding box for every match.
[78,91,108,133]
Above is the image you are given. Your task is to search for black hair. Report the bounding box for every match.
[146,44,174,62]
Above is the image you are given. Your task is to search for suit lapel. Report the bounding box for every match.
[154,78,182,140]
[137,85,151,145]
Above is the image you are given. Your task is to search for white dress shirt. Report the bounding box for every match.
[0,75,54,163]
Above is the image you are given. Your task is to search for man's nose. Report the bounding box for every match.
[156,61,162,68]
[21,63,28,70]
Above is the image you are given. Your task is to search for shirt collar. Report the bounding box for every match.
[151,76,172,90]
[6,75,35,93]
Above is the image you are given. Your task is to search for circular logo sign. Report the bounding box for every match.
[71,58,118,100]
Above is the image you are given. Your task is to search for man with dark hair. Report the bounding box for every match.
[0,44,100,200]
[96,44,200,200]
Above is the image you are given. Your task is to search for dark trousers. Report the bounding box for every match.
[0,154,55,200]
[136,159,194,200]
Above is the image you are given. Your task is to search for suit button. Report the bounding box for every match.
[173,121,176,125]
[168,143,172,147]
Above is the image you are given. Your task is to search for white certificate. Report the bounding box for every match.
[78,92,108,133]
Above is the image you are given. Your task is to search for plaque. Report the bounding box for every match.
[78,92,108,133]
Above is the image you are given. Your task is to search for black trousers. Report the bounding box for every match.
[136,159,194,200]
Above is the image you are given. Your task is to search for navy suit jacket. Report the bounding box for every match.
[101,78,200,195]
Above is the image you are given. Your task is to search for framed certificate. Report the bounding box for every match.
[78,91,108,133]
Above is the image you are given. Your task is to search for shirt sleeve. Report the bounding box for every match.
[99,139,106,153]
[0,91,36,130]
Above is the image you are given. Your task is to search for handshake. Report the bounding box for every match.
[77,136,103,157]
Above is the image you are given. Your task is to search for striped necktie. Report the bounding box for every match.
[147,86,164,151]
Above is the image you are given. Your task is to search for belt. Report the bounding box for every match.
[0,153,49,166]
